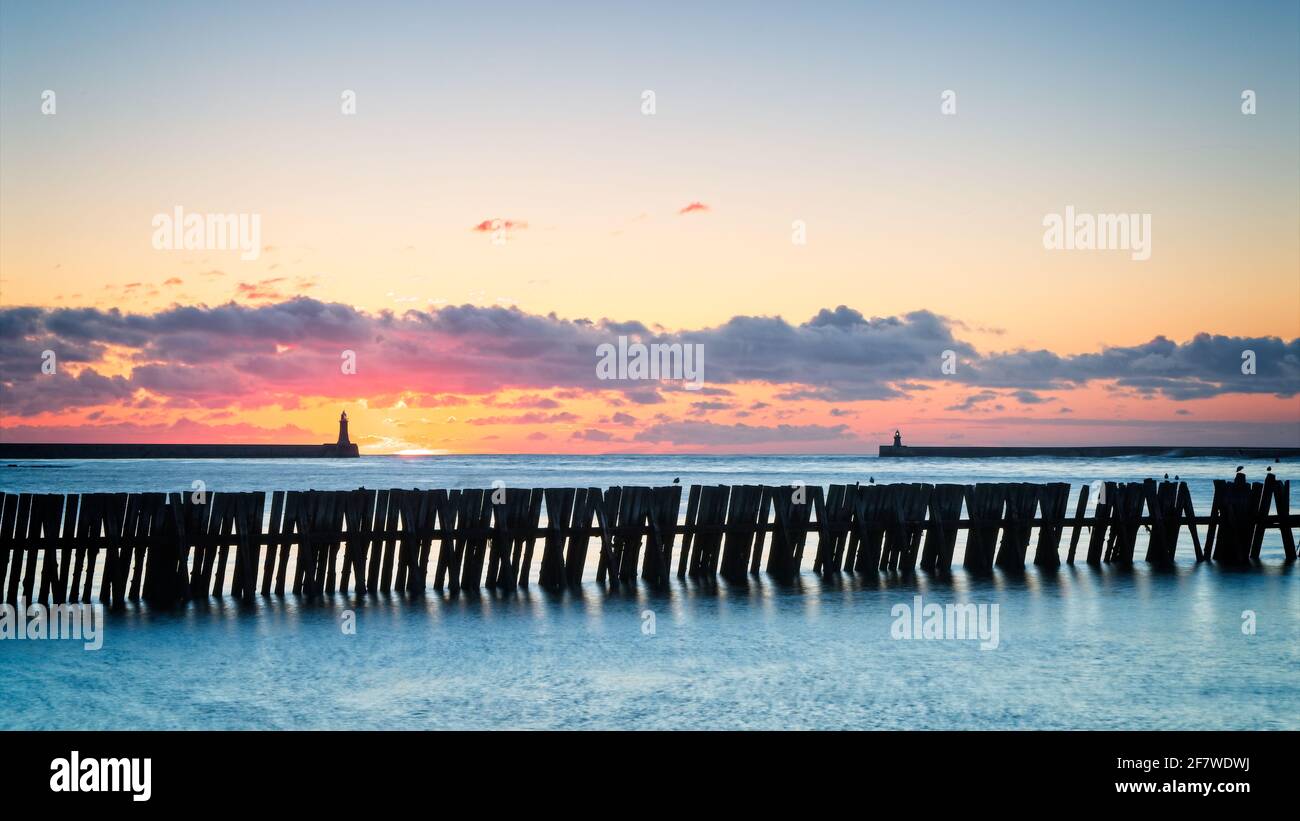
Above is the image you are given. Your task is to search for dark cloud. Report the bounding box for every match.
[0,370,136,416]
[946,390,1000,412]
[621,387,665,405]
[1010,389,1055,404]
[690,400,733,414]
[571,429,617,442]
[961,334,1299,399]
[2,298,1295,418]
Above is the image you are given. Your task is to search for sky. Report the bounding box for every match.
[1,0,1298,453]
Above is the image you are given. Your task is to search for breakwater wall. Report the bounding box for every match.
[0,443,358,459]
[878,445,1300,458]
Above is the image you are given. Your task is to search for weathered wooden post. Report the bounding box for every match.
[1033,482,1070,568]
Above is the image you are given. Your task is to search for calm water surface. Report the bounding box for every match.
[1,455,1296,730]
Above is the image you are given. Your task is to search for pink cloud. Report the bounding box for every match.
[1,297,1295,454]
[471,219,527,232]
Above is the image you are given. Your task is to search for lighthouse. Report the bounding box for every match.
[325,411,359,456]
[314,413,356,459]
[337,411,351,447]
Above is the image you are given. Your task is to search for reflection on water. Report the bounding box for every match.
[1,563,1296,731]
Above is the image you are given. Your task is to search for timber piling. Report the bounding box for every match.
[0,476,1295,607]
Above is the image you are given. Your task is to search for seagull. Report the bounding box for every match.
[1173,475,1179,481]
[869,477,875,484]
[672,477,680,484]
[1163,473,1168,480]
[1236,465,1245,473]
[1267,466,1273,473]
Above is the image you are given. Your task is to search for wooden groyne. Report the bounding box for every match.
[0,474,1294,607]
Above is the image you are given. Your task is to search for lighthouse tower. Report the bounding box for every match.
[337,411,351,447]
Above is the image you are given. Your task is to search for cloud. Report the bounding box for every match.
[485,394,561,409]
[471,219,527,232]
[1010,389,1054,404]
[621,387,665,405]
[1,298,1295,419]
[571,429,618,442]
[945,391,1000,412]
[633,420,854,446]
[468,412,579,426]
[959,334,1300,399]
[690,400,734,414]
[0,369,136,416]
[678,202,710,215]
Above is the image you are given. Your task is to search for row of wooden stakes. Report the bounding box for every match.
[0,474,1294,606]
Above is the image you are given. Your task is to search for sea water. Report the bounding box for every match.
[0,454,1296,729]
